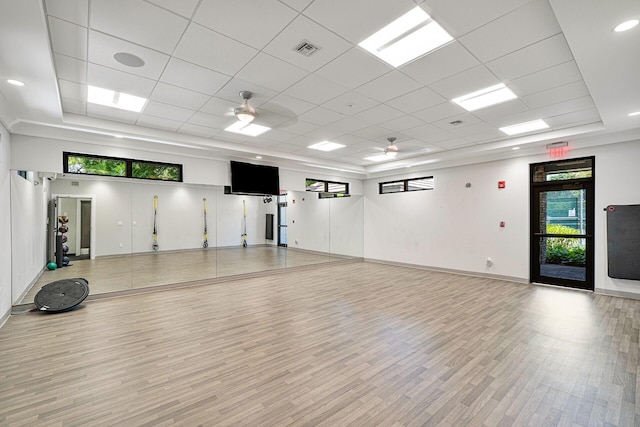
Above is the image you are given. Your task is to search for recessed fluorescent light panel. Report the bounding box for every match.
[364,154,392,162]
[224,121,271,137]
[629,111,640,117]
[499,119,549,136]
[308,141,345,152]
[452,83,517,111]
[358,6,453,67]
[87,85,147,112]
[7,79,25,86]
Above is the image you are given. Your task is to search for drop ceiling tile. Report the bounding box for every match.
[90,0,188,53]
[263,15,352,72]
[48,17,87,60]
[194,0,297,50]
[356,71,422,103]
[487,96,596,128]
[252,109,292,128]
[145,0,200,18]
[88,31,170,80]
[428,65,501,100]
[412,101,465,123]
[279,119,319,135]
[87,63,156,98]
[304,126,346,141]
[332,134,367,146]
[136,114,184,131]
[385,87,446,114]
[61,98,86,115]
[261,94,315,117]
[316,47,392,90]
[284,74,348,105]
[545,108,601,128]
[468,99,530,125]
[511,61,583,97]
[487,34,573,81]
[87,103,138,124]
[150,82,210,110]
[259,129,297,143]
[199,96,235,117]
[179,123,217,138]
[458,0,561,62]
[58,80,86,101]
[272,142,305,153]
[143,101,195,122]
[214,78,277,107]
[160,58,231,96]
[298,106,346,126]
[448,122,501,139]
[187,111,235,130]
[326,117,372,134]
[303,0,416,44]
[45,0,88,26]
[422,0,531,36]
[321,91,379,116]
[351,104,405,125]
[379,115,425,132]
[174,24,258,76]
[431,113,482,130]
[400,42,479,86]
[522,81,590,110]
[235,53,308,92]
[352,125,395,141]
[285,135,316,147]
[54,54,86,84]
[402,123,455,143]
[432,137,474,149]
[279,0,314,12]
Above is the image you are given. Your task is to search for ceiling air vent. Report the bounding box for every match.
[293,40,321,57]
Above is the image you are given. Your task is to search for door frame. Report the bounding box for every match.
[52,194,97,260]
[529,158,595,290]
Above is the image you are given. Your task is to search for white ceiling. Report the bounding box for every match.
[0,0,638,177]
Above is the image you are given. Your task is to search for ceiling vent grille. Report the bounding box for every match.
[293,40,321,57]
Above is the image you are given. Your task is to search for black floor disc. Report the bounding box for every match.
[34,278,90,313]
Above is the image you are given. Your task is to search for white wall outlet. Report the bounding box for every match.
[119,243,123,248]
[486,257,493,267]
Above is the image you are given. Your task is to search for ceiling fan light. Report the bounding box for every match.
[234,104,256,123]
[385,145,399,157]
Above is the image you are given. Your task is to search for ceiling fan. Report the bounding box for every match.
[384,137,398,157]
[233,91,257,123]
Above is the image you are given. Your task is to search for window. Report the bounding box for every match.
[379,176,434,194]
[305,178,349,195]
[64,152,182,182]
[532,158,593,183]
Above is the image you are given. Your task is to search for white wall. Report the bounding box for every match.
[10,134,364,194]
[365,158,530,279]
[330,196,364,258]
[10,171,49,304]
[364,140,640,294]
[0,125,11,322]
[287,190,330,253]
[593,140,640,296]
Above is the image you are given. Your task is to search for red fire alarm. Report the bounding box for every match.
[498,181,506,189]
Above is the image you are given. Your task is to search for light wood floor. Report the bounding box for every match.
[2,261,639,426]
[19,247,336,304]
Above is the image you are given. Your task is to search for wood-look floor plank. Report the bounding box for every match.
[3,261,640,426]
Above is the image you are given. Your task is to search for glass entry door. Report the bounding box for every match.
[530,158,594,290]
[277,195,287,247]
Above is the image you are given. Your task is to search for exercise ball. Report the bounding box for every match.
[46,262,57,270]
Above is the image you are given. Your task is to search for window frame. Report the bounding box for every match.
[63,152,183,182]
[379,176,434,194]
[305,178,349,195]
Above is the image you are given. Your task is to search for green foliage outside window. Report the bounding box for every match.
[67,155,126,176]
[132,162,181,181]
[545,224,586,266]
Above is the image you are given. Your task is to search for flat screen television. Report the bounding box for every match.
[230,161,279,196]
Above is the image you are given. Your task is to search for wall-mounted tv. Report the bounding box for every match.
[230,161,279,196]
